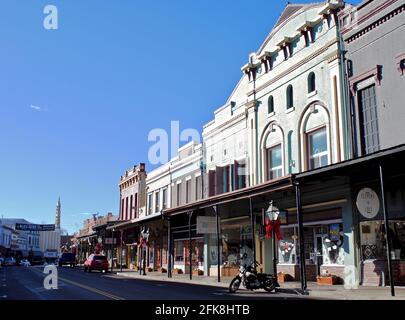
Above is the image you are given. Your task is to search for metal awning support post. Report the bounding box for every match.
[120,229,123,273]
[110,229,115,273]
[214,205,221,283]
[188,211,193,280]
[167,217,172,278]
[379,164,395,297]
[249,197,256,266]
[294,180,307,292]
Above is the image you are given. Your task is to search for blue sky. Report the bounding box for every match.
[0,1,360,234]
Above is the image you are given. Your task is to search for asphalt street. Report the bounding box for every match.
[0,265,306,300]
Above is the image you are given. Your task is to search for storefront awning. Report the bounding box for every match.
[107,213,163,231]
[76,232,97,240]
[164,175,294,216]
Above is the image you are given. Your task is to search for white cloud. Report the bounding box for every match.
[30,105,47,111]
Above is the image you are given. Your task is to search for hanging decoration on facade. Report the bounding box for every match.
[264,219,282,241]
[138,227,150,248]
[263,201,286,241]
[95,242,103,254]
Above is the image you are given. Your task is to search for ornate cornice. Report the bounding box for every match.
[247,38,340,97]
[345,2,405,44]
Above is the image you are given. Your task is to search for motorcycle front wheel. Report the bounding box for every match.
[229,277,241,293]
[263,282,276,292]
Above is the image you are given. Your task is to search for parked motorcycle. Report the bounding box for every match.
[229,254,279,293]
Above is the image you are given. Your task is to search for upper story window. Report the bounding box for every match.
[155,191,160,213]
[121,198,124,219]
[358,85,380,155]
[129,195,133,218]
[162,188,168,209]
[286,85,294,109]
[134,193,138,217]
[195,176,202,200]
[307,127,328,170]
[308,72,316,93]
[147,193,153,215]
[266,144,283,180]
[186,179,191,204]
[176,182,181,206]
[125,197,129,219]
[268,95,274,113]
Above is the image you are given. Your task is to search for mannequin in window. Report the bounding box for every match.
[379,224,401,259]
[389,225,401,259]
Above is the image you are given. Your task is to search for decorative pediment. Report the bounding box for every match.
[241,62,261,80]
[318,1,344,16]
[257,51,275,72]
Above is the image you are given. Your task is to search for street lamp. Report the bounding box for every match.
[264,201,280,276]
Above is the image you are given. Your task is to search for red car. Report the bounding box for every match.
[83,254,109,273]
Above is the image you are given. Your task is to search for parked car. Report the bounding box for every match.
[19,259,31,267]
[84,254,109,273]
[30,252,45,266]
[58,252,76,267]
[4,257,17,266]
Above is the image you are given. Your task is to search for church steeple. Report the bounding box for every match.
[55,197,61,229]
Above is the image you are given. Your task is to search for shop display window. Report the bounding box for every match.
[360,220,405,260]
[279,223,344,266]
[321,223,344,265]
[278,227,297,264]
[174,240,185,262]
[221,218,253,267]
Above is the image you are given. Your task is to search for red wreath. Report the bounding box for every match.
[265,218,282,241]
[95,243,103,254]
[138,236,149,248]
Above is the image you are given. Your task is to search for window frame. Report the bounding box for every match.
[266,143,283,181]
[306,126,329,170]
[155,191,160,213]
[186,179,191,204]
[308,72,316,93]
[286,85,294,109]
[147,193,153,215]
[162,188,168,210]
[268,95,274,113]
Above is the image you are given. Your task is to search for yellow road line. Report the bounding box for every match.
[31,266,125,300]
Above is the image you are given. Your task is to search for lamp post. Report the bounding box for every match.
[265,201,279,276]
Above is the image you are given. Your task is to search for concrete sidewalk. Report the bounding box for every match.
[113,270,405,300]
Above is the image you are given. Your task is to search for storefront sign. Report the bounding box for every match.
[196,216,217,234]
[356,188,380,219]
[329,224,340,241]
[15,223,55,232]
[104,238,117,245]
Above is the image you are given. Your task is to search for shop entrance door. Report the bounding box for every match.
[314,234,323,276]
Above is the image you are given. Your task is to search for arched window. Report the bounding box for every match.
[308,72,316,93]
[286,85,294,109]
[268,95,274,113]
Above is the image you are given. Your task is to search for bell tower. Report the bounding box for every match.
[55,197,61,230]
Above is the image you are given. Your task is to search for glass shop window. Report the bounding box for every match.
[221,218,253,268]
[360,220,405,260]
[174,241,185,262]
[278,227,298,264]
